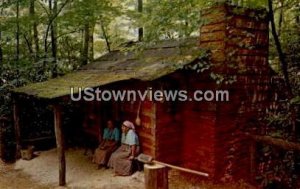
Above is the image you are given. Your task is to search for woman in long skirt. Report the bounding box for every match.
[93,120,120,168]
[108,120,139,176]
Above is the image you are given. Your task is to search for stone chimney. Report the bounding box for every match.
[198,3,271,180]
[200,3,269,76]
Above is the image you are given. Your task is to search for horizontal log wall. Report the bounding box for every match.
[120,99,156,157]
[115,81,157,158]
[80,81,157,158]
[81,101,102,139]
[181,75,218,176]
[155,101,183,164]
[154,74,185,164]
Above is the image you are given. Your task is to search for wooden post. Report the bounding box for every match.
[13,100,21,159]
[53,104,66,186]
[144,163,168,189]
[0,117,5,159]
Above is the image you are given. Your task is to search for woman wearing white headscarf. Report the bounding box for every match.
[108,120,139,176]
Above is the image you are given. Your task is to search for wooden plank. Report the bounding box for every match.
[22,136,55,142]
[13,100,21,159]
[53,104,66,186]
[152,102,157,158]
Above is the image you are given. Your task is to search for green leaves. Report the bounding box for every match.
[290,96,300,105]
[132,0,205,42]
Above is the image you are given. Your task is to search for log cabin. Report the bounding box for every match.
[12,3,272,186]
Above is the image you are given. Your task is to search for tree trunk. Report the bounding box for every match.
[16,0,20,62]
[51,0,58,76]
[138,0,143,41]
[44,0,53,66]
[144,163,168,189]
[278,0,284,37]
[268,0,292,95]
[28,0,34,59]
[23,34,34,56]
[88,23,95,63]
[296,4,300,24]
[269,0,297,140]
[0,0,3,70]
[30,0,39,60]
[0,31,3,71]
[100,19,111,52]
[82,23,90,65]
[51,0,58,61]
[44,0,69,57]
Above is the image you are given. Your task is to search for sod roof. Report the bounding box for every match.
[13,38,202,99]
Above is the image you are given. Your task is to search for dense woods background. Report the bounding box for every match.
[0,0,299,188]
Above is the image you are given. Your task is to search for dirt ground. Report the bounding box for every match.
[0,161,50,189]
[0,148,256,189]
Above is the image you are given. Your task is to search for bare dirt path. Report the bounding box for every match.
[0,148,256,189]
[0,161,52,189]
[13,148,143,189]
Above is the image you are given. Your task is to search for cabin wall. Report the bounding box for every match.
[155,101,183,164]
[154,71,217,173]
[181,74,218,176]
[154,74,185,164]
[111,81,157,158]
[81,101,102,139]
[120,99,156,157]
[78,81,157,157]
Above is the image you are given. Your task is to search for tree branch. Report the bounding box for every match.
[44,0,71,53]
[23,34,34,55]
[46,29,81,50]
[99,18,111,52]
[37,0,50,17]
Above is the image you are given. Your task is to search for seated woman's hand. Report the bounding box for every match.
[100,145,107,150]
[98,144,106,149]
[128,155,134,160]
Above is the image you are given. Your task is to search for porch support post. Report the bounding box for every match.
[53,104,66,186]
[13,98,21,159]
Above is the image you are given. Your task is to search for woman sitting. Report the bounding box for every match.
[93,120,120,169]
[108,120,139,176]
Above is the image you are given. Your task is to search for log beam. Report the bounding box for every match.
[53,104,66,186]
[13,100,21,159]
[247,134,300,151]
